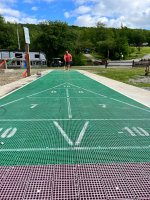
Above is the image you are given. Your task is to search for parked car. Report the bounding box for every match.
[50,58,63,67]
[93,59,106,65]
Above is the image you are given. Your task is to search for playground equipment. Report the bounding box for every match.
[0,57,16,69]
[7,57,16,65]
[0,59,7,69]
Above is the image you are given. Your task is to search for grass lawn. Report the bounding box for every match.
[73,66,150,88]
[88,47,150,60]
[128,46,150,59]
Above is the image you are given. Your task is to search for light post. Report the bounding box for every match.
[120,52,124,60]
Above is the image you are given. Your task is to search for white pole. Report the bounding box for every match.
[16,23,20,50]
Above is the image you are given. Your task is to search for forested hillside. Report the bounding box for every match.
[0,15,150,65]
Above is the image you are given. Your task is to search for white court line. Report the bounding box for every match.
[27,83,66,97]
[110,98,150,113]
[68,83,107,98]
[0,118,150,122]
[75,121,89,146]
[0,98,24,108]
[30,104,38,109]
[28,97,107,99]
[66,88,72,119]
[66,88,69,98]
[53,121,73,146]
[7,128,17,138]
[1,128,12,138]
[132,127,144,136]
[138,127,149,136]
[28,97,67,99]
[124,127,136,136]
[0,145,150,152]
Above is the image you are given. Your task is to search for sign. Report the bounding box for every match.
[23,27,30,44]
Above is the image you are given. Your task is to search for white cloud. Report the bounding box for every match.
[0,0,44,24]
[0,8,20,18]
[31,6,38,11]
[64,5,91,18]
[74,15,109,27]
[0,0,16,3]
[20,17,41,24]
[1,0,150,29]
[64,12,70,19]
[73,0,98,5]
[69,0,150,29]
[4,15,43,24]
[23,0,54,3]
[74,14,96,27]
[73,5,91,14]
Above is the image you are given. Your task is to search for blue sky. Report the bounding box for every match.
[1,0,150,29]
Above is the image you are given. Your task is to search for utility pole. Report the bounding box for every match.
[25,44,30,76]
[24,27,31,76]
[16,23,20,50]
[107,49,109,59]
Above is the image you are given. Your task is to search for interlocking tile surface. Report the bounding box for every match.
[0,163,149,199]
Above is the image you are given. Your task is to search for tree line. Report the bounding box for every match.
[0,15,150,65]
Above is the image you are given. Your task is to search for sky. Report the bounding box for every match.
[1,0,150,29]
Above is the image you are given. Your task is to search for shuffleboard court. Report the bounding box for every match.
[0,70,150,166]
[0,70,150,199]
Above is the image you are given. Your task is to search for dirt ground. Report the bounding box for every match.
[0,68,48,86]
[129,75,150,90]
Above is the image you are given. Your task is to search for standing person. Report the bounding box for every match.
[64,50,72,70]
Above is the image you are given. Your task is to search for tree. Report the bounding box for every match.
[34,21,77,62]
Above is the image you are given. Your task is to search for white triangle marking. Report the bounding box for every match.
[53,121,73,146]
[75,121,89,146]
[53,121,89,146]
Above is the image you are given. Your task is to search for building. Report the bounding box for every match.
[0,51,47,68]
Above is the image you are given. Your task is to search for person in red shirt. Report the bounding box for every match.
[64,50,72,70]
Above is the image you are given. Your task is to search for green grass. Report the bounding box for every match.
[128,46,150,59]
[73,66,150,88]
[85,47,150,60]
[91,52,103,59]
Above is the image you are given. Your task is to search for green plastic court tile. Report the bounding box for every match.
[0,70,150,166]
